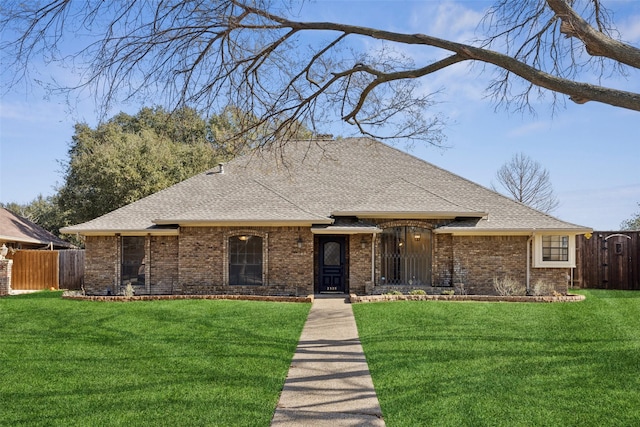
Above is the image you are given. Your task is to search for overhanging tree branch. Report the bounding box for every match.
[2,0,638,149]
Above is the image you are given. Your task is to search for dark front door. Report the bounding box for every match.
[318,236,346,293]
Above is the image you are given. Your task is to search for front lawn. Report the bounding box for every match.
[353,289,640,426]
[0,292,310,426]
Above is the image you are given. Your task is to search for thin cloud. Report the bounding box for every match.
[506,121,553,138]
[408,1,485,42]
[618,15,640,43]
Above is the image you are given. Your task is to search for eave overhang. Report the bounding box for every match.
[0,234,52,245]
[311,225,383,235]
[152,218,334,227]
[59,227,180,237]
[332,210,488,219]
[434,227,593,236]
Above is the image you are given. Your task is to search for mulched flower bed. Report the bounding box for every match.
[349,293,585,303]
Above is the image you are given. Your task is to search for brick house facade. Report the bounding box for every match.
[65,138,588,297]
[83,225,570,296]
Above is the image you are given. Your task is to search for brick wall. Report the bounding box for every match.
[178,227,223,291]
[433,233,453,286]
[530,268,570,295]
[178,226,314,296]
[0,259,12,295]
[149,235,179,294]
[84,236,117,295]
[362,219,569,295]
[448,235,528,294]
[349,234,373,295]
[81,224,570,296]
[266,227,314,295]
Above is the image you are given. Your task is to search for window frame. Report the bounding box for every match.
[120,235,146,286]
[533,234,576,268]
[223,230,268,286]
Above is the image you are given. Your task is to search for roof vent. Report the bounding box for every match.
[218,163,224,174]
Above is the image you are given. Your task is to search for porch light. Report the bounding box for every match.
[414,233,421,241]
[361,237,367,249]
[0,244,7,260]
[297,237,303,248]
[238,235,249,241]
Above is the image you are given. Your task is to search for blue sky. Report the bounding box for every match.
[1,0,639,230]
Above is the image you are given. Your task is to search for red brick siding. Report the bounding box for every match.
[80,223,570,296]
[178,226,314,296]
[530,268,570,294]
[84,235,117,295]
[265,227,314,295]
[434,233,454,286]
[0,259,12,295]
[349,234,373,295]
[178,227,223,290]
[448,235,527,294]
[149,235,179,294]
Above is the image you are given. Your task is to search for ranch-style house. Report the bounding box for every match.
[60,137,591,296]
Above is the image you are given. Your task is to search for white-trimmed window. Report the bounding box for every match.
[533,234,575,268]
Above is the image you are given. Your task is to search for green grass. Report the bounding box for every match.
[0,291,310,426]
[353,290,640,427]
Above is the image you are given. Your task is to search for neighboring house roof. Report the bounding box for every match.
[60,138,591,236]
[0,208,75,249]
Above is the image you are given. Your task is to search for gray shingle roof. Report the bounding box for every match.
[60,138,590,235]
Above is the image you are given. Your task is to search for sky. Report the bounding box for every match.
[1,0,639,231]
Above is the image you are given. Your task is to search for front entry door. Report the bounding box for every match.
[318,236,346,293]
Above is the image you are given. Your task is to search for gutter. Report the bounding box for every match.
[434,227,592,236]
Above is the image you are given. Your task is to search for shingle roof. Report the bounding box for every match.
[60,138,590,235]
[0,208,75,248]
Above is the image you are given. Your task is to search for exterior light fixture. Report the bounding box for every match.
[238,235,249,241]
[361,237,367,249]
[297,237,303,248]
[0,244,7,260]
[414,233,421,241]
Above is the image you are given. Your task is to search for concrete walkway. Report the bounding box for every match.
[271,295,385,426]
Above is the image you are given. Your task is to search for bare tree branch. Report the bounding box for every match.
[492,153,560,213]
[1,0,638,149]
[547,0,640,65]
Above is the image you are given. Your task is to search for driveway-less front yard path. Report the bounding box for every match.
[271,296,384,426]
[0,291,310,426]
[353,289,640,426]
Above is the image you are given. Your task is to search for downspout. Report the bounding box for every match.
[526,234,532,295]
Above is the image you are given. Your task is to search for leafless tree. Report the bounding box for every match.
[1,0,639,149]
[492,153,559,213]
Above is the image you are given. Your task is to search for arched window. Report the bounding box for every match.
[228,235,263,285]
[380,226,432,286]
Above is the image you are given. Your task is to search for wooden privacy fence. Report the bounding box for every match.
[574,231,640,290]
[10,249,84,291]
[59,250,85,290]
